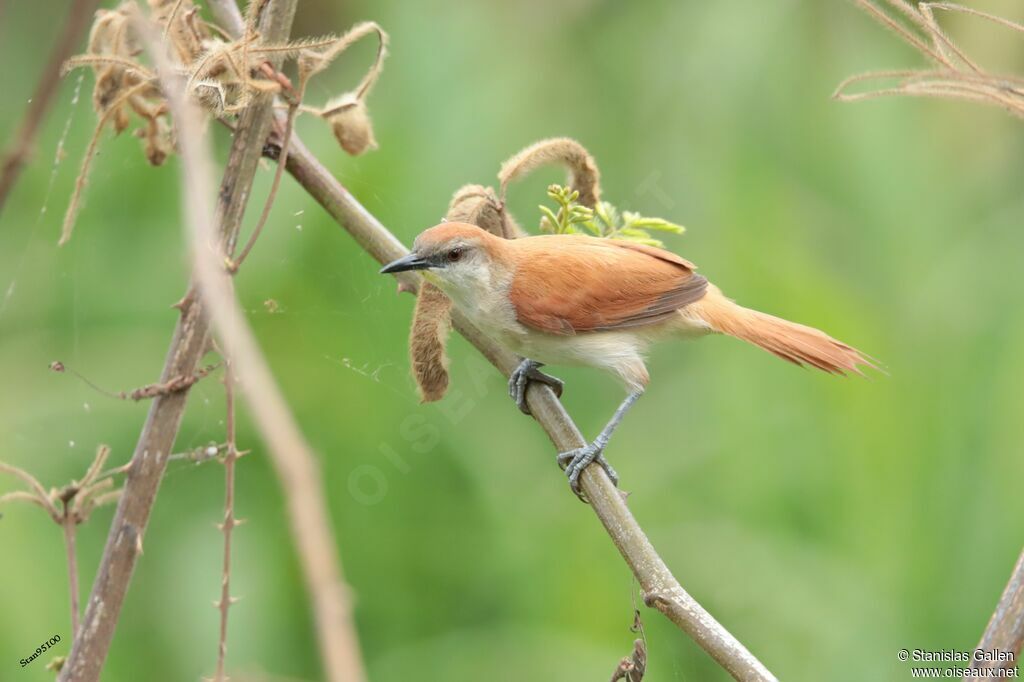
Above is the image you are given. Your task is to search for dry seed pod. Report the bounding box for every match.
[323,94,377,156]
[305,22,388,155]
[498,137,601,208]
[446,184,524,239]
[409,283,453,403]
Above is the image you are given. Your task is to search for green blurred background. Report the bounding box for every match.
[3,1,1024,680]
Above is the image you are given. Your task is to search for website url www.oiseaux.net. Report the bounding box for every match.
[909,667,1019,678]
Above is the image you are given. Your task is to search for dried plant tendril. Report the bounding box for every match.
[447,184,523,239]
[835,1,1024,120]
[498,137,602,209]
[305,22,389,156]
[408,182,523,401]
[409,283,452,402]
[59,5,391,244]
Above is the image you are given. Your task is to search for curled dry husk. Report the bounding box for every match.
[498,137,601,208]
[408,184,520,402]
[408,138,601,401]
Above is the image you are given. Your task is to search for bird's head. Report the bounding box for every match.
[380,222,502,295]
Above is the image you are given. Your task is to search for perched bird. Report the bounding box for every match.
[381,222,873,495]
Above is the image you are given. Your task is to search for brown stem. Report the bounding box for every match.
[214,362,239,681]
[57,1,299,678]
[0,0,99,216]
[969,547,1024,676]
[268,134,778,682]
[62,501,81,640]
[151,3,366,681]
[197,6,370,679]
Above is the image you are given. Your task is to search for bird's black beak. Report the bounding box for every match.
[380,252,431,274]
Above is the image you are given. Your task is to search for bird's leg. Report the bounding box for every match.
[508,358,564,416]
[558,389,644,499]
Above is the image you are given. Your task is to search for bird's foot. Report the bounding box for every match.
[508,358,564,415]
[557,443,618,499]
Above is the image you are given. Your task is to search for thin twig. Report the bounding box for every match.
[57,1,301,678]
[917,3,982,74]
[2,445,115,643]
[62,499,81,639]
[50,360,221,401]
[0,490,52,511]
[228,99,298,272]
[0,0,100,216]
[60,79,156,246]
[854,0,947,66]
[0,461,60,520]
[214,361,239,681]
[925,3,1024,35]
[842,1,1024,119]
[267,133,778,681]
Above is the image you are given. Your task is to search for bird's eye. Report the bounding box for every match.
[448,247,463,262]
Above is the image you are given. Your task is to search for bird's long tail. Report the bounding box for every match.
[694,287,875,375]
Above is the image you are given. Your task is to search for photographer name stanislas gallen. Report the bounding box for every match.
[911,648,1016,664]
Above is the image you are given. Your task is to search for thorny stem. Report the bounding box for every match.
[215,362,239,681]
[57,0,300,677]
[146,3,367,682]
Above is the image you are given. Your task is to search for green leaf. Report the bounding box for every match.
[629,217,685,233]
[537,184,684,245]
[616,227,665,247]
[568,207,593,224]
[538,205,560,226]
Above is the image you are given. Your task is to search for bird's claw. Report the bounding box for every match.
[557,443,618,500]
[508,359,564,415]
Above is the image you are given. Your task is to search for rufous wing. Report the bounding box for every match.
[508,235,708,335]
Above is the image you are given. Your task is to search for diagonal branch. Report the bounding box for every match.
[970,548,1024,675]
[266,134,778,682]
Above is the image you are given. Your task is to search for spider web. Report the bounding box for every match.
[0,71,84,320]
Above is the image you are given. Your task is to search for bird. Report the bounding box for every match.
[381,221,874,496]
